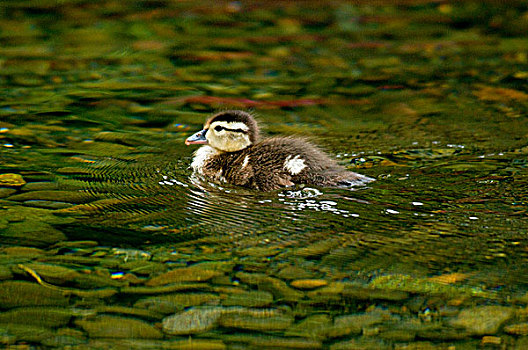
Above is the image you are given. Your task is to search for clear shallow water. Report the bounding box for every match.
[1,1,528,348]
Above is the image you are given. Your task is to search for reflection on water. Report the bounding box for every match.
[51,146,527,288]
[1,0,528,348]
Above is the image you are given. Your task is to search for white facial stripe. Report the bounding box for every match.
[210,121,249,132]
[284,155,307,175]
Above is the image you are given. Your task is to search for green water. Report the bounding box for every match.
[1,1,528,348]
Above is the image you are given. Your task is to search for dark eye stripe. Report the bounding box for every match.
[226,128,248,133]
[215,126,247,133]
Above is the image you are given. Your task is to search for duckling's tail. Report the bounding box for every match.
[335,172,375,187]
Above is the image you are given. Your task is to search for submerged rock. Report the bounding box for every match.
[481,336,502,346]
[291,279,328,290]
[285,314,332,339]
[95,306,165,321]
[7,190,93,203]
[378,329,416,342]
[41,332,86,348]
[306,282,408,304]
[306,282,346,302]
[162,306,292,335]
[221,290,274,307]
[121,282,209,295]
[276,265,316,280]
[0,323,55,343]
[219,312,293,332]
[162,307,225,335]
[66,288,118,299]
[235,271,304,302]
[330,338,390,350]
[146,266,223,286]
[449,305,514,335]
[246,336,322,349]
[22,200,74,209]
[75,315,163,339]
[69,271,126,289]
[328,310,390,338]
[15,262,81,285]
[393,341,443,350]
[0,307,73,328]
[0,173,26,187]
[83,338,227,350]
[118,261,166,276]
[51,240,99,249]
[21,181,59,191]
[0,188,16,198]
[503,322,528,335]
[219,308,294,332]
[516,337,528,350]
[416,327,470,341]
[294,239,340,258]
[368,274,490,298]
[343,284,409,301]
[3,206,73,225]
[1,246,46,258]
[0,265,13,280]
[0,281,69,308]
[2,221,66,247]
[135,293,221,314]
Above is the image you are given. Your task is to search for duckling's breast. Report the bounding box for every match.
[190,146,218,175]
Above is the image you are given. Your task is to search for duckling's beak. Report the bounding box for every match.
[185,129,208,146]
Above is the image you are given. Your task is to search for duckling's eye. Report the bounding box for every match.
[214,125,224,132]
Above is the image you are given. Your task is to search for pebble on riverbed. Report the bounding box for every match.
[449,305,515,335]
[135,293,221,314]
[75,315,163,339]
[2,221,66,247]
[221,290,274,307]
[146,265,224,286]
[0,173,26,187]
[0,188,17,198]
[504,323,528,336]
[0,323,55,343]
[235,271,304,302]
[162,307,224,335]
[0,206,73,247]
[290,279,328,290]
[219,311,294,332]
[0,307,73,328]
[162,306,294,335]
[0,281,69,308]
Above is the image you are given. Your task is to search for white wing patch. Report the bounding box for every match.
[191,146,217,175]
[241,155,250,169]
[284,155,307,175]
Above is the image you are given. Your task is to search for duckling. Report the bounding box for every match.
[185,110,373,191]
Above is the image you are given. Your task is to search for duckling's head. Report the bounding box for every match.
[185,110,259,152]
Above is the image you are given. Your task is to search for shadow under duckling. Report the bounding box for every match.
[185,110,374,191]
